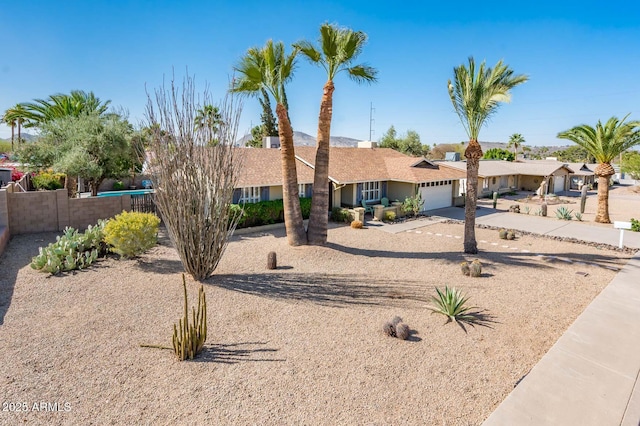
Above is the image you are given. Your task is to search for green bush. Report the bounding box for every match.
[330,207,350,223]
[113,181,125,190]
[232,198,312,229]
[384,211,396,222]
[32,171,65,190]
[103,211,161,258]
[30,220,107,274]
[631,218,640,232]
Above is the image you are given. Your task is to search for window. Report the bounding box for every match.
[361,181,380,202]
[239,187,260,204]
[298,183,311,198]
[482,179,489,190]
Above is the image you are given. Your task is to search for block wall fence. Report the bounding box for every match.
[0,183,131,257]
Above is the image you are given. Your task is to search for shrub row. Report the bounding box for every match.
[231,198,312,229]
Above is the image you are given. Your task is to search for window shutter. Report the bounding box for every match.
[356,183,363,204]
[261,186,269,202]
[232,189,241,204]
[381,181,387,198]
[306,184,312,198]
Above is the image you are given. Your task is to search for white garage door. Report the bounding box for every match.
[419,180,453,211]
[553,176,565,194]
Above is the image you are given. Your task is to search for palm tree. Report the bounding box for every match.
[19,90,111,128]
[230,40,307,246]
[507,133,525,158]
[558,115,640,223]
[448,57,528,254]
[2,109,16,150]
[194,104,223,146]
[295,23,377,245]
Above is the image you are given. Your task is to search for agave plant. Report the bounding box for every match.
[555,206,573,220]
[428,286,477,324]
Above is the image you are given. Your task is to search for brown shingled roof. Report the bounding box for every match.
[294,147,465,183]
[236,148,314,188]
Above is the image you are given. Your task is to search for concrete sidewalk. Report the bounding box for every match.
[426,206,640,249]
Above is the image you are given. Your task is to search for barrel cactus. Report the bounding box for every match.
[469,259,482,277]
[460,261,470,276]
[499,228,508,239]
[506,230,516,240]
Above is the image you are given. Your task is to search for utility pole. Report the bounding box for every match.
[368,102,374,141]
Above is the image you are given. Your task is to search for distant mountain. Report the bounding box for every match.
[237,131,361,147]
[0,132,37,143]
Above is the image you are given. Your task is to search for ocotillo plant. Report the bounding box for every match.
[172,274,207,361]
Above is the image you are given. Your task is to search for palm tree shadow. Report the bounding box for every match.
[436,309,499,334]
[191,341,284,364]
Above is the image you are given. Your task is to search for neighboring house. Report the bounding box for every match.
[233,148,314,204]
[564,162,596,189]
[294,146,466,211]
[438,160,574,196]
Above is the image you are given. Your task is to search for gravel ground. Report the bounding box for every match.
[0,218,633,425]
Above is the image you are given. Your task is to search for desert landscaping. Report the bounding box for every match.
[0,209,634,425]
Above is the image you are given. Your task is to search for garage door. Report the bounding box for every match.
[419,180,453,211]
[553,176,565,194]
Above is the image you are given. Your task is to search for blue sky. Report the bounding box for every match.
[1,1,639,147]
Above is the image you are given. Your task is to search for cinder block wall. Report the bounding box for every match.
[68,195,130,230]
[8,191,59,234]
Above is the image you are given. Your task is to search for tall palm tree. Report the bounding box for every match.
[2,109,16,150]
[558,115,640,223]
[448,57,528,254]
[194,104,223,146]
[230,40,307,246]
[507,133,525,158]
[295,23,377,245]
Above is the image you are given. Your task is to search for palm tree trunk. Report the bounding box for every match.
[276,103,307,246]
[595,174,611,223]
[307,80,334,245]
[17,121,21,144]
[10,124,15,151]
[464,139,483,254]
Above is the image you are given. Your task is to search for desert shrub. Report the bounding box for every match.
[30,220,106,274]
[384,211,396,222]
[103,211,160,258]
[330,206,350,223]
[555,206,573,220]
[32,171,65,190]
[113,181,125,190]
[428,286,477,324]
[631,218,640,232]
[402,191,424,216]
[351,220,363,229]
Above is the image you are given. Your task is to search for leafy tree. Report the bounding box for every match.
[558,116,640,223]
[483,147,514,161]
[507,133,525,158]
[401,130,426,157]
[555,145,593,163]
[622,151,640,181]
[17,113,134,196]
[231,40,307,246]
[448,57,528,253]
[259,88,278,137]
[295,23,377,245]
[246,124,265,148]
[379,125,400,150]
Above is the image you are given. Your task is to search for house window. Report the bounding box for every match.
[482,179,489,190]
[298,183,311,198]
[239,187,261,204]
[361,181,381,202]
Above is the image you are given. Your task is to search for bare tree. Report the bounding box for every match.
[145,75,243,281]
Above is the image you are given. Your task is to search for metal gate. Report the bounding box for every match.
[131,193,156,214]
